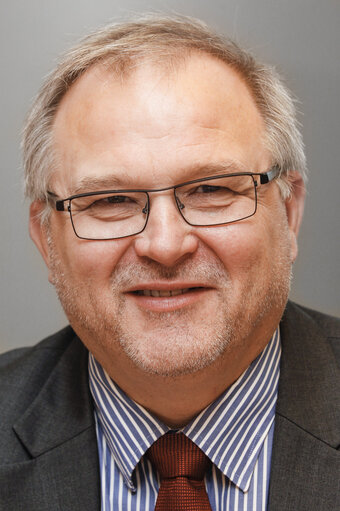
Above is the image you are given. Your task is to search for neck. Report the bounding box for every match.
[103,338,267,427]
[85,317,279,427]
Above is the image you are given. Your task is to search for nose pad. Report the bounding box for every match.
[133,196,198,266]
[176,195,185,211]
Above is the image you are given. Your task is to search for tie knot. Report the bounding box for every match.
[146,432,210,480]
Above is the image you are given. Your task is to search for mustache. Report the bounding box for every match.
[110,259,229,289]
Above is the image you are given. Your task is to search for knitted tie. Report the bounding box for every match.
[146,432,212,510]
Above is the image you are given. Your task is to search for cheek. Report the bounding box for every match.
[199,221,269,276]
[54,229,133,282]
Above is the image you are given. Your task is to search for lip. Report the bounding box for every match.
[124,282,214,312]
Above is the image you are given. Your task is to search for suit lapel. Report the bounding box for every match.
[269,302,340,510]
[9,335,100,510]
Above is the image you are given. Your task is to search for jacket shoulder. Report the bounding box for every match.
[284,302,340,363]
[284,301,340,331]
[0,326,77,379]
[270,302,340,509]
[0,326,80,456]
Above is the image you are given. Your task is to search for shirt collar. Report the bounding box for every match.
[89,328,281,492]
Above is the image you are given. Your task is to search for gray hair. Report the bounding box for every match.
[23,14,307,210]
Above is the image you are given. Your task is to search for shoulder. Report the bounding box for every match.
[282,301,340,364]
[283,300,340,332]
[271,303,340,508]
[0,325,77,378]
[0,326,82,427]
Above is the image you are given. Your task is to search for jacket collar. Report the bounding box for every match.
[13,331,95,457]
[276,301,340,446]
[8,329,100,510]
[269,301,340,510]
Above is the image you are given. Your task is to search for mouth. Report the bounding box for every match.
[131,287,200,297]
[124,284,212,312]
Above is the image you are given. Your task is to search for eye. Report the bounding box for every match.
[71,193,141,213]
[189,184,233,196]
[194,184,226,193]
[92,195,133,206]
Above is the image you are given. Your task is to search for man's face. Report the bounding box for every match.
[31,55,304,384]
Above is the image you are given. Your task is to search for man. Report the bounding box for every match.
[0,14,339,511]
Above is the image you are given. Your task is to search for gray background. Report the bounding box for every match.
[1,0,339,353]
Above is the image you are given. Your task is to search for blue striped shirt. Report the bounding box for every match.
[89,328,281,510]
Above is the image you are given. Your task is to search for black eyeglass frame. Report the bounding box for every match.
[48,166,280,241]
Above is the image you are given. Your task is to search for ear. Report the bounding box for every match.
[284,171,306,263]
[29,201,53,283]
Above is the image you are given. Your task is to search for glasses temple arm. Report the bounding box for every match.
[47,191,66,211]
[260,166,280,184]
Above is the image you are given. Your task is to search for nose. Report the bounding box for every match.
[133,194,199,266]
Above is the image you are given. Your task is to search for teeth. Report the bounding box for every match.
[138,288,190,297]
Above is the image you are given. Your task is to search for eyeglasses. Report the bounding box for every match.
[48,167,279,240]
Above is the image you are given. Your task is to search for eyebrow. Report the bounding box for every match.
[69,160,248,195]
[70,174,136,195]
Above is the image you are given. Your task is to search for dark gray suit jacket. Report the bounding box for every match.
[0,302,339,510]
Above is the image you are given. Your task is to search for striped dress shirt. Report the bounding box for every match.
[89,328,281,511]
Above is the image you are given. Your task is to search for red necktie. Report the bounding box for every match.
[145,432,212,510]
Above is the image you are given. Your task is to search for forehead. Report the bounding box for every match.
[51,54,268,192]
